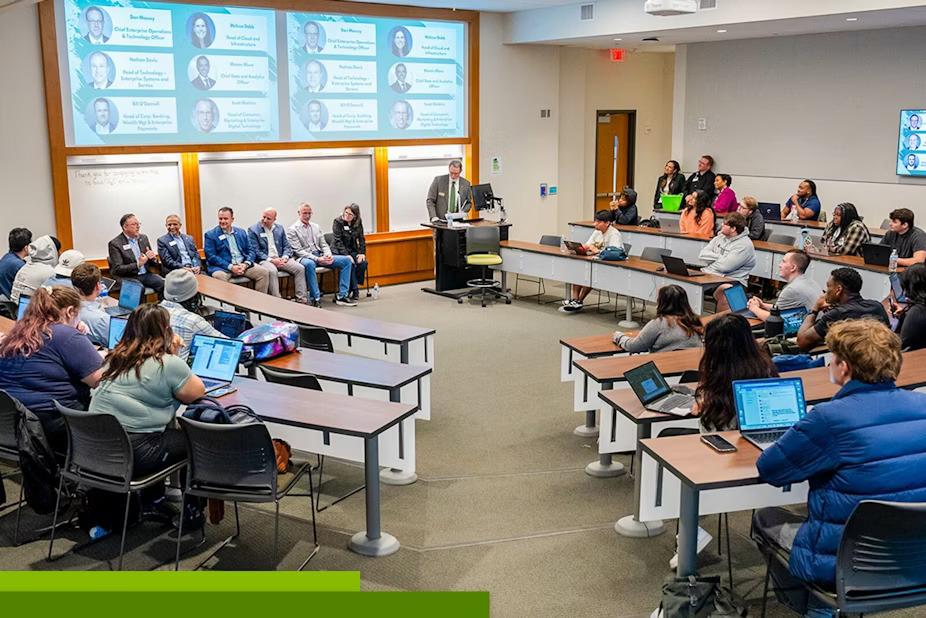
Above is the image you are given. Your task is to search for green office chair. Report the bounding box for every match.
[458,226,511,308]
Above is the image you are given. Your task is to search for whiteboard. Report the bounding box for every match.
[388,158,455,231]
[198,155,375,237]
[67,159,185,260]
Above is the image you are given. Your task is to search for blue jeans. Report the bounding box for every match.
[300,255,352,299]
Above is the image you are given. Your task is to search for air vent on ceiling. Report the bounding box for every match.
[700,0,717,9]
[580,3,595,21]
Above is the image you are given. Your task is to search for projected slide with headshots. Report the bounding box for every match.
[898,110,926,177]
[59,0,278,146]
[287,13,467,141]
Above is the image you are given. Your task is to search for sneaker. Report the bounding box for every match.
[349,290,360,301]
[335,296,357,307]
[669,527,713,570]
[563,300,583,313]
[310,298,321,308]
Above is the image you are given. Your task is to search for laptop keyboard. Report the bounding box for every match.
[748,430,784,444]
[202,378,225,390]
[656,393,694,411]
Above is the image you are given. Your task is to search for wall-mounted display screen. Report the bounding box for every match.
[55,0,468,147]
[897,109,926,177]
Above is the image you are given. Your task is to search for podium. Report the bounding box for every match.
[421,220,511,298]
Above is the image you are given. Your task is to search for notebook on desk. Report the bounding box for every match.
[734,377,806,451]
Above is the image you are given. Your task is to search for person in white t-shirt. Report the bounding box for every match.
[562,210,623,313]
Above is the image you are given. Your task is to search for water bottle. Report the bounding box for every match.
[98,281,109,299]
[560,239,568,254]
[765,305,784,338]
[800,229,811,250]
[372,283,380,300]
[889,249,898,273]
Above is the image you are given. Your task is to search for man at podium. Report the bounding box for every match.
[427,160,472,222]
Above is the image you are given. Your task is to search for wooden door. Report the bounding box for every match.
[594,111,635,214]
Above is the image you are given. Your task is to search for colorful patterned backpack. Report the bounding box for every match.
[237,321,299,361]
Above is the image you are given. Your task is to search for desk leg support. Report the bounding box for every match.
[585,402,625,478]
[615,423,665,538]
[349,436,400,557]
[618,295,640,330]
[574,410,598,437]
[676,483,700,577]
[380,389,418,486]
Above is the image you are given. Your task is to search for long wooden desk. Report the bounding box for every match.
[224,377,417,557]
[195,275,435,367]
[262,349,432,485]
[568,222,892,300]
[494,240,730,316]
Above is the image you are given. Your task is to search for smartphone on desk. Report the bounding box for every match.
[701,434,737,453]
[210,386,238,398]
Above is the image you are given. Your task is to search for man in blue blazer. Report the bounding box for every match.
[247,208,307,302]
[203,207,270,293]
[157,214,201,275]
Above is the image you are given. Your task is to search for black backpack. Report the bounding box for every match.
[15,405,62,515]
[182,396,260,425]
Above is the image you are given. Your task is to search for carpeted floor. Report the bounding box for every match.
[0,280,917,617]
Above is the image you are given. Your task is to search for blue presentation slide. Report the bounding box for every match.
[62,0,278,146]
[897,110,926,177]
[287,13,467,141]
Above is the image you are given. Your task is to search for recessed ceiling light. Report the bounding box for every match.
[846,17,858,22]
[716,29,727,33]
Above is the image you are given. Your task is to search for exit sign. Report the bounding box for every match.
[609,48,625,62]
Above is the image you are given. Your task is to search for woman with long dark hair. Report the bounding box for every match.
[653,159,685,208]
[821,202,870,256]
[898,263,926,350]
[331,203,368,301]
[679,189,715,237]
[0,286,102,450]
[696,313,779,432]
[614,285,703,352]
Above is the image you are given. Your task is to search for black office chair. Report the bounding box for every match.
[298,326,334,353]
[175,417,317,571]
[0,391,24,545]
[768,234,797,246]
[514,234,561,303]
[49,404,186,570]
[459,226,511,307]
[758,500,926,617]
[625,248,673,319]
[761,228,773,242]
[0,300,16,320]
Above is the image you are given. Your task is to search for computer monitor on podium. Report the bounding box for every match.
[471,184,496,211]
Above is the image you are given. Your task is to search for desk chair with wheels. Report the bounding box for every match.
[49,404,187,571]
[175,417,317,571]
[761,228,773,241]
[0,391,24,545]
[459,226,511,307]
[757,500,926,617]
[514,234,561,303]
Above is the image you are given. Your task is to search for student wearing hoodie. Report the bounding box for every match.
[10,235,60,303]
[609,187,639,226]
[698,212,757,311]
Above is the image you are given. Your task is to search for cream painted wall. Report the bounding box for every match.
[0,4,56,237]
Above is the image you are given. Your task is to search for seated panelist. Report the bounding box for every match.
[203,207,271,294]
[247,208,308,303]
[157,214,201,275]
[107,213,164,299]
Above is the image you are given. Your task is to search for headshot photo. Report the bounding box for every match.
[911,114,922,130]
[85,97,117,135]
[303,60,327,93]
[906,153,919,170]
[302,99,328,132]
[192,98,219,133]
[390,100,412,130]
[390,63,411,93]
[189,13,215,49]
[908,133,921,151]
[84,51,114,89]
[190,55,215,90]
[82,6,111,44]
[302,21,325,53]
[389,26,412,57]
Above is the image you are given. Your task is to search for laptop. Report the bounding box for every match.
[758,202,781,221]
[733,377,807,451]
[16,296,30,320]
[659,217,681,233]
[780,307,808,337]
[188,335,244,394]
[107,316,128,349]
[101,277,116,293]
[563,240,590,256]
[211,310,248,338]
[890,272,907,303]
[105,279,143,317]
[861,243,892,267]
[723,285,757,319]
[660,254,706,277]
[624,361,696,415]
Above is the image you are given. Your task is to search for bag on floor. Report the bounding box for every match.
[237,321,298,361]
[272,438,292,473]
[772,354,825,372]
[598,246,628,261]
[657,575,745,618]
[762,334,802,357]
[15,404,60,515]
[182,396,260,425]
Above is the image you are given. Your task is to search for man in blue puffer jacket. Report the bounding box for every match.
[753,319,926,612]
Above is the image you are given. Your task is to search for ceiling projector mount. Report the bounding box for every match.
[644,0,699,16]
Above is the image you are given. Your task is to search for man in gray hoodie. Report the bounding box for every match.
[698,212,756,311]
[10,235,60,303]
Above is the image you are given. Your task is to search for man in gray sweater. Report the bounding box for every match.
[699,212,757,311]
[747,249,821,321]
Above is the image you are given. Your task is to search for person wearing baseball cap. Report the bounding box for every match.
[44,249,86,287]
[159,268,224,359]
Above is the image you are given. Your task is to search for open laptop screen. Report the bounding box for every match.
[734,377,806,431]
[624,361,673,405]
[780,307,808,337]
[17,296,30,320]
[723,285,749,312]
[118,279,144,310]
[211,310,248,339]
[189,335,243,382]
[107,316,128,349]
